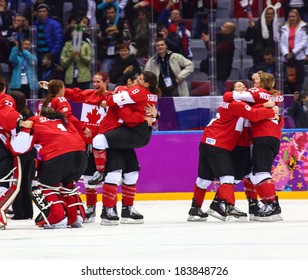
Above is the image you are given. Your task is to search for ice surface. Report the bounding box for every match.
[1,199,308,261]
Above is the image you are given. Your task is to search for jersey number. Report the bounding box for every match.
[57,123,67,131]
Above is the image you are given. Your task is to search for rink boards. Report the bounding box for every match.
[77,130,308,200]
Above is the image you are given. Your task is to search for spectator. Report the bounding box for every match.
[283,0,308,23]
[60,26,92,90]
[109,43,141,86]
[157,23,184,56]
[124,1,149,29]
[132,7,149,44]
[9,38,39,99]
[287,91,308,128]
[38,53,64,98]
[97,4,124,73]
[247,48,276,80]
[0,0,14,34]
[201,21,236,95]
[33,3,63,68]
[244,2,281,65]
[64,16,92,44]
[129,0,180,22]
[280,8,308,94]
[144,38,194,97]
[97,0,121,28]
[7,15,29,43]
[70,0,97,27]
[158,0,192,59]
[0,0,15,63]
[191,0,217,39]
[134,37,150,71]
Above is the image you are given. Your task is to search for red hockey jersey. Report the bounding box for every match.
[0,93,22,153]
[201,100,276,151]
[104,85,158,127]
[98,85,157,133]
[223,87,284,140]
[64,88,109,143]
[11,116,85,161]
[37,97,87,142]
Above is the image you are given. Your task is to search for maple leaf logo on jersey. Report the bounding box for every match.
[86,107,101,124]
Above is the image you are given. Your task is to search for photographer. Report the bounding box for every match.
[157,23,184,56]
[287,91,308,128]
[8,38,39,99]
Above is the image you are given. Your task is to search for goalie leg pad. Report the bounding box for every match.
[0,156,22,229]
[61,184,85,226]
[32,186,66,227]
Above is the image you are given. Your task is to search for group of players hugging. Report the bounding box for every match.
[0,70,283,230]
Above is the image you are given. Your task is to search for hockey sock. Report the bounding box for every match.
[122,184,136,206]
[256,179,277,202]
[93,149,107,173]
[243,177,258,199]
[102,183,118,208]
[193,184,206,206]
[85,188,97,207]
[217,183,235,205]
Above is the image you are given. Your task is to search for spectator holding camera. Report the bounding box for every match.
[157,23,184,56]
[287,91,308,128]
[8,38,39,99]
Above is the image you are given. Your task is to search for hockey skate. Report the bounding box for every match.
[120,205,144,224]
[248,198,261,221]
[88,171,105,185]
[100,206,119,226]
[35,214,68,229]
[83,205,96,223]
[5,206,14,219]
[207,197,247,221]
[225,204,247,221]
[43,217,68,229]
[259,196,283,222]
[187,199,208,221]
[71,215,83,228]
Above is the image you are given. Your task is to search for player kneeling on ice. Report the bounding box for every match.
[11,106,87,229]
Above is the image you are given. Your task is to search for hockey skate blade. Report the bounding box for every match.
[120,217,144,224]
[187,215,207,222]
[70,215,83,228]
[259,214,283,222]
[83,216,95,223]
[225,215,247,222]
[207,209,226,221]
[100,219,119,226]
[43,217,68,229]
[249,214,260,222]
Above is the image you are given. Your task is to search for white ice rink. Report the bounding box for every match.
[1,199,308,279]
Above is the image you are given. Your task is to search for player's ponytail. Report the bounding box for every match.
[142,71,162,97]
[42,79,65,108]
[40,107,68,126]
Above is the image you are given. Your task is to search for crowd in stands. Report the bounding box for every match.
[0,0,307,125]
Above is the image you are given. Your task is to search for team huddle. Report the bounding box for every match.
[0,71,283,230]
[188,72,284,222]
[0,71,159,229]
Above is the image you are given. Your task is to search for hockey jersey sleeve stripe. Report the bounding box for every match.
[10,131,33,154]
